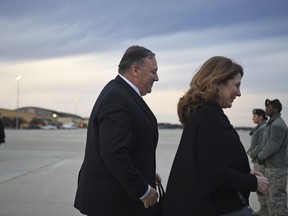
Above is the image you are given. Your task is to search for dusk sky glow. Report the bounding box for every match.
[1,0,288,126]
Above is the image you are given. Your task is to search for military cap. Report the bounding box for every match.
[253,108,265,116]
[265,99,282,112]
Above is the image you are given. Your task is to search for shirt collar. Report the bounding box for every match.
[118,74,141,96]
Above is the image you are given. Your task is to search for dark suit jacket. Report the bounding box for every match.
[162,102,257,216]
[74,75,158,216]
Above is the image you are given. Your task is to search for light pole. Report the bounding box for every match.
[74,98,78,115]
[16,75,22,129]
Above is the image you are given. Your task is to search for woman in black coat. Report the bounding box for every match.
[161,56,269,216]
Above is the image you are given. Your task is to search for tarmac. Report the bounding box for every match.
[0,128,279,216]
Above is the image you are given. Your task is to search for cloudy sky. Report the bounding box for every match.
[1,0,288,126]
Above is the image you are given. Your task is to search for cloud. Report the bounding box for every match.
[0,0,288,126]
[1,0,287,60]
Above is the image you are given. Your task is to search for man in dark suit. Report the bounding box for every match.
[74,45,160,216]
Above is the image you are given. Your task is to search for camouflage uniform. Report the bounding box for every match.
[248,121,268,215]
[265,167,287,216]
[258,113,288,216]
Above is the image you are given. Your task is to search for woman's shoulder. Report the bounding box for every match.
[197,103,223,119]
[257,121,266,131]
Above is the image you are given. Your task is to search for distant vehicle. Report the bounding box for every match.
[40,125,57,130]
[60,123,77,129]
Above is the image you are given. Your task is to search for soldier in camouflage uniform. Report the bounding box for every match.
[248,109,268,216]
[258,99,288,216]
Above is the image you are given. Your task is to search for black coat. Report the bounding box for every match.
[162,102,257,216]
[74,75,159,216]
[0,119,5,144]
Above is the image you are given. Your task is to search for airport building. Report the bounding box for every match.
[0,107,88,129]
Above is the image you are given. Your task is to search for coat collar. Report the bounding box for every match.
[267,113,281,125]
[118,74,141,96]
[114,75,158,138]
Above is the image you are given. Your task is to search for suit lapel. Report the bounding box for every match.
[114,75,158,145]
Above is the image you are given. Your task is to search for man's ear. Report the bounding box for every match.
[131,64,139,78]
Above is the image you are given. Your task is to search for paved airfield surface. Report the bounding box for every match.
[0,129,286,216]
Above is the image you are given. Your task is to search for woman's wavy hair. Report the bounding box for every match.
[178,56,243,125]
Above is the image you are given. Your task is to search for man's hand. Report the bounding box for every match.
[156,173,162,184]
[141,187,158,208]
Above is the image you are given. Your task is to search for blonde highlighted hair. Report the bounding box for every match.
[178,56,243,125]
